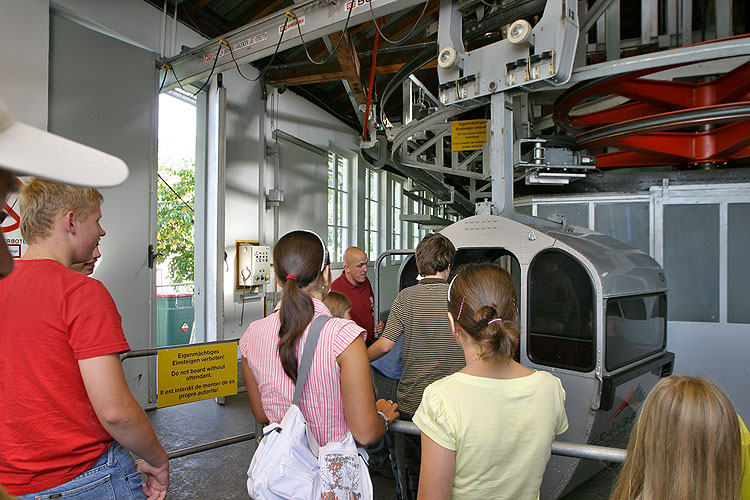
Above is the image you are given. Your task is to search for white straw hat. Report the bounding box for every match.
[0,99,128,186]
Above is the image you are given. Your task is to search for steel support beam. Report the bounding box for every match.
[159,0,427,92]
[568,35,750,84]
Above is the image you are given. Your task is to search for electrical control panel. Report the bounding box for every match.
[237,242,271,289]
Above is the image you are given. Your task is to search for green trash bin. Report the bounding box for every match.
[156,292,195,347]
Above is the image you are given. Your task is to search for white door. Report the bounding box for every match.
[48,12,158,406]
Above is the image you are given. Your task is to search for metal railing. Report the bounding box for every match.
[121,339,246,412]
[123,341,626,464]
[158,420,625,463]
[390,420,626,463]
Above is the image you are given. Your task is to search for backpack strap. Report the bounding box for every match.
[292,315,331,405]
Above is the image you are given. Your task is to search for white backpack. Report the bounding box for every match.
[247,315,373,500]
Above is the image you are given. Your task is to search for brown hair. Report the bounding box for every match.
[274,230,329,382]
[447,263,519,361]
[19,179,103,244]
[415,233,455,276]
[324,291,351,319]
[610,376,741,500]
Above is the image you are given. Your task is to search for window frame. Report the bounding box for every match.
[364,167,381,259]
[327,148,353,264]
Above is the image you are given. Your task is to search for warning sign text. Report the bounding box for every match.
[157,343,238,408]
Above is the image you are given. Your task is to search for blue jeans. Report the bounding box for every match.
[18,442,146,500]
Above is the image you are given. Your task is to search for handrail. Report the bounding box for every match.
[390,420,626,463]
[373,249,415,334]
[167,432,255,460]
[162,419,626,463]
[123,340,626,464]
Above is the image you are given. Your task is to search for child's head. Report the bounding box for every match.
[415,233,455,276]
[611,375,741,500]
[324,291,352,319]
[447,263,519,361]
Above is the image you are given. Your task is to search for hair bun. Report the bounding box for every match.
[474,305,497,323]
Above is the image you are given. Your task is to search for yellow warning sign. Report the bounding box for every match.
[157,342,238,408]
[451,119,488,151]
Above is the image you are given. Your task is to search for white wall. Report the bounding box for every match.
[220,68,361,338]
[53,0,205,56]
[0,0,49,128]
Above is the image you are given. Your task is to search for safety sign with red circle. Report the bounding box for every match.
[1,178,23,234]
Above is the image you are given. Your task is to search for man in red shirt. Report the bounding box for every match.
[330,246,383,345]
[0,101,168,500]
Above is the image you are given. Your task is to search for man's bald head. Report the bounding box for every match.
[343,246,368,285]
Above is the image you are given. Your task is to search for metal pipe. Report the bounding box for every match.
[160,0,168,58]
[172,0,179,57]
[373,249,415,335]
[166,432,255,460]
[120,339,239,361]
[390,420,626,463]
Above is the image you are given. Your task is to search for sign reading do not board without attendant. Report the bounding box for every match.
[157,342,238,408]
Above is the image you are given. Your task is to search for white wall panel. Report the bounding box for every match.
[48,12,157,404]
[0,0,49,128]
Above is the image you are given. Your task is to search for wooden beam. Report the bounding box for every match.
[329,31,367,106]
[266,62,345,85]
[265,51,437,86]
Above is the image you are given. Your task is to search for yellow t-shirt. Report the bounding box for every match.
[413,370,568,500]
[740,415,750,500]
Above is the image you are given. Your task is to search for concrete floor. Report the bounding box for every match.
[148,394,617,499]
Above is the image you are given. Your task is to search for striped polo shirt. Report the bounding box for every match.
[382,278,466,415]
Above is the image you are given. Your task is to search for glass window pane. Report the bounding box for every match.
[339,227,348,256]
[537,203,589,227]
[340,192,348,226]
[336,191,342,223]
[663,204,719,322]
[728,203,750,323]
[595,202,649,254]
[338,157,347,192]
[528,251,595,371]
[327,153,335,188]
[327,189,334,225]
[606,294,666,371]
[368,170,376,198]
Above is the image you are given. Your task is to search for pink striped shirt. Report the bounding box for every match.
[239,298,366,445]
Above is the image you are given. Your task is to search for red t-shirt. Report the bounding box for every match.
[0,260,130,495]
[330,273,375,344]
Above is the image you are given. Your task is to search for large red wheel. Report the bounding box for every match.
[553,36,750,168]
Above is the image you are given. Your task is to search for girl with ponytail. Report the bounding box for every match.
[413,263,568,500]
[239,230,398,448]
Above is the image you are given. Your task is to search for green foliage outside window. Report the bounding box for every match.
[157,159,195,287]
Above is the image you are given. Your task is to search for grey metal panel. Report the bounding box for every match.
[533,225,667,298]
[441,215,666,298]
[48,12,158,405]
[440,215,557,265]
